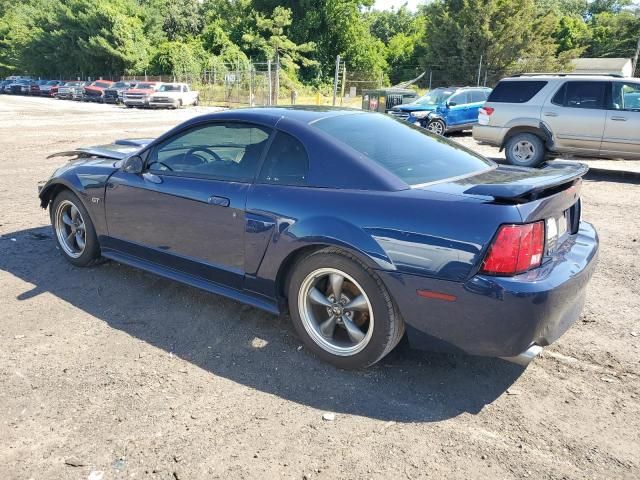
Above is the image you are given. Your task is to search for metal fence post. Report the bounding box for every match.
[267,60,272,106]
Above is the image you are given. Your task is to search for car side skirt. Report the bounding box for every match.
[101,248,280,315]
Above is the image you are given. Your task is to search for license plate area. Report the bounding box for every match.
[546,210,570,253]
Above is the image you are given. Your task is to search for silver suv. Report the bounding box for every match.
[473,74,640,167]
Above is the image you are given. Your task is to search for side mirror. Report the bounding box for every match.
[447,101,457,107]
[122,155,143,174]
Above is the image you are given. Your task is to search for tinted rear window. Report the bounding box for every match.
[313,113,494,186]
[487,80,547,103]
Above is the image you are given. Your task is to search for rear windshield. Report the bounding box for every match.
[488,80,547,103]
[313,113,494,186]
[137,83,155,89]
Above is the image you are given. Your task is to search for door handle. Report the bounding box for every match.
[208,195,230,207]
[611,116,627,121]
[543,112,558,117]
[142,172,162,184]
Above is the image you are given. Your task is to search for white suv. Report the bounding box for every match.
[473,74,640,167]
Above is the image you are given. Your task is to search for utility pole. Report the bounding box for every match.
[477,55,483,87]
[633,34,640,77]
[332,55,340,106]
[340,62,346,106]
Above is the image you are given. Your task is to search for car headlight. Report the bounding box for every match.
[411,111,432,119]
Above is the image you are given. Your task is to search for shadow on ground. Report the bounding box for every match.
[1,226,524,423]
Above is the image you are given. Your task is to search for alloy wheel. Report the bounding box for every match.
[55,200,86,258]
[512,140,536,162]
[298,267,374,356]
[427,120,445,135]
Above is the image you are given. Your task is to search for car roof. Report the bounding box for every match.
[502,74,635,82]
[182,106,367,127]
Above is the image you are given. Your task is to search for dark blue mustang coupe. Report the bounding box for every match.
[38,107,598,369]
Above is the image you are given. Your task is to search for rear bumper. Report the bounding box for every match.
[378,221,599,359]
[472,124,507,146]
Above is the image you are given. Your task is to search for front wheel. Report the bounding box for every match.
[288,249,404,369]
[505,133,546,167]
[51,190,101,267]
[426,118,446,136]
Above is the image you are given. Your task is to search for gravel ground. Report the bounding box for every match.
[1,95,639,480]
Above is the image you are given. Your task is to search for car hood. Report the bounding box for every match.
[151,91,181,97]
[393,104,438,113]
[125,88,154,94]
[47,138,153,161]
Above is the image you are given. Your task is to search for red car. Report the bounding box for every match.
[83,80,114,102]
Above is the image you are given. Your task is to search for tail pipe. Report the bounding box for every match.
[500,344,543,367]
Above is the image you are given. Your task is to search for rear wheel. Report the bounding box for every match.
[288,249,404,369]
[51,190,101,267]
[505,133,546,167]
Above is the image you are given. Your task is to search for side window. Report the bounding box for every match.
[469,90,487,103]
[148,122,271,182]
[551,83,567,106]
[487,81,547,103]
[564,81,606,109]
[449,92,468,106]
[257,132,309,186]
[612,82,640,111]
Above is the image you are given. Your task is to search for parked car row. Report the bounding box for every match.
[389,73,640,166]
[1,76,200,109]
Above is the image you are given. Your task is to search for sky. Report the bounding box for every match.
[374,0,422,11]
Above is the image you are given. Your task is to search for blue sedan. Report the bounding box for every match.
[38,107,598,369]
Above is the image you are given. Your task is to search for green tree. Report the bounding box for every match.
[242,6,317,72]
[587,10,640,58]
[422,0,571,86]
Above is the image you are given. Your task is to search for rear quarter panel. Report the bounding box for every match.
[246,184,523,298]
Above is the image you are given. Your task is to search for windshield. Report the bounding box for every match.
[313,113,493,186]
[64,82,80,86]
[158,84,181,92]
[93,82,111,88]
[46,80,58,85]
[113,82,128,88]
[414,89,455,106]
[136,83,155,89]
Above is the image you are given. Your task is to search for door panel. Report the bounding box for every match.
[600,82,640,158]
[445,92,469,126]
[542,81,607,154]
[105,172,249,288]
[600,111,640,158]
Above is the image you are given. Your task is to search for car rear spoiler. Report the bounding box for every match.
[46,138,153,160]
[464,163,589,203]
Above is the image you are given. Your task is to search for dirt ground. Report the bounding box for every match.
[1,95,639,480]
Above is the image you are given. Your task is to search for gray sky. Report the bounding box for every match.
[374,0,422,11]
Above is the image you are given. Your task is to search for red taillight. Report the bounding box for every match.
[480,107,495,115]
[481,222,545,275]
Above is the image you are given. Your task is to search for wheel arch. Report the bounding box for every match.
[274,241,392,309]
[39,180,76,209]
[501,124,552,151]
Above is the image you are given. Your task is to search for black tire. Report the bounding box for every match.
[50,190,101,267]
[505,133,546,167]
[426,118,446,136]
[287,248,404,369]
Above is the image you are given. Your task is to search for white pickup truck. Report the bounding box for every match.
[148,83,199,109]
